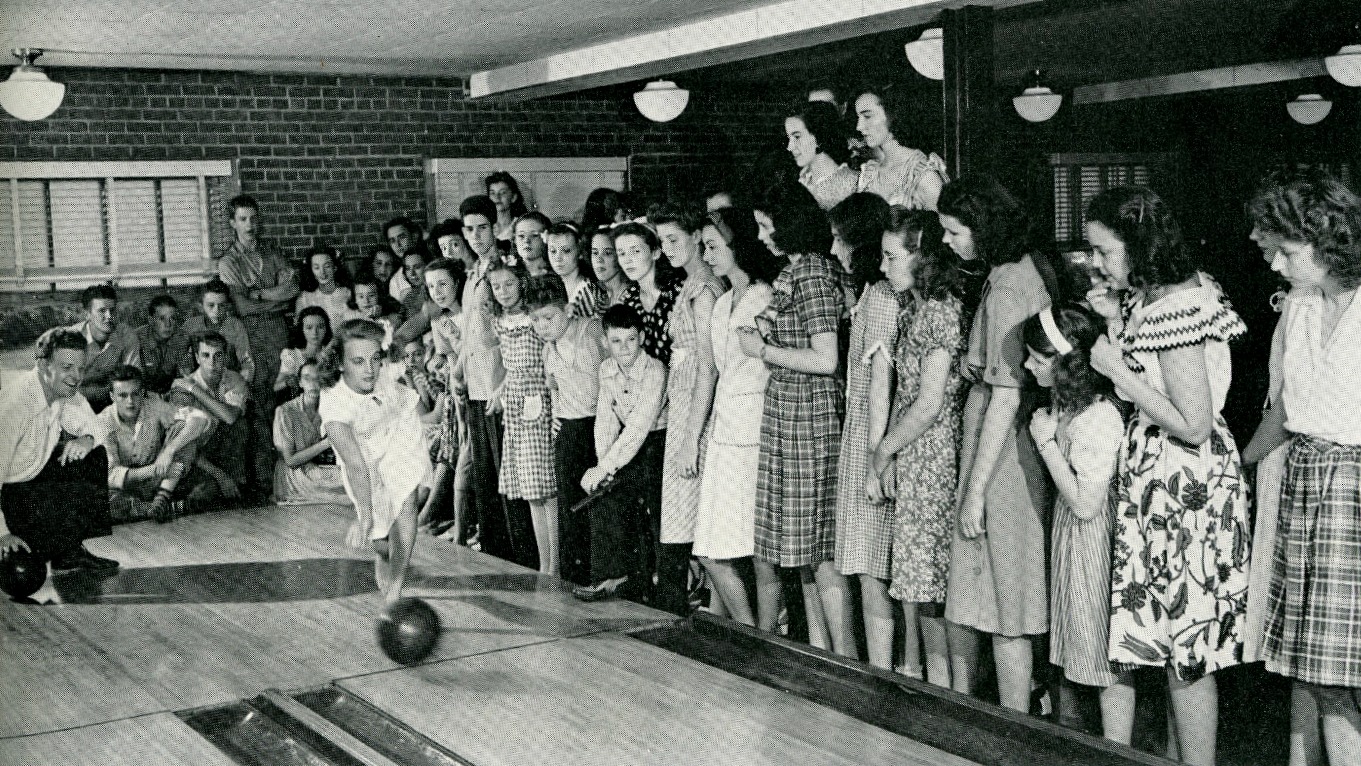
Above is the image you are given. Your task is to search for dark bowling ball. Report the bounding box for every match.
[376,597,441,665]
[0,548,47,600]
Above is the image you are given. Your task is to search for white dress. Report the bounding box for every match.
[318,369,432,540]
[693,284,772,560]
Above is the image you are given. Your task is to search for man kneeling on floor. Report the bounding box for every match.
[0,328,118,573]
[100,365,221,523]
[166,331,251,505]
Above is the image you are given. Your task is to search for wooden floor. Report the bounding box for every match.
[0,503,975,765]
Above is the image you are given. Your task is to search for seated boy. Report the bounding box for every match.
[168,332,252,502]
[100,365,218,523]
[526,275,605,586]
[180,279,256,385]
[574,304,667,602]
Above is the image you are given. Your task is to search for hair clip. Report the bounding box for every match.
[1038,306,1074,356]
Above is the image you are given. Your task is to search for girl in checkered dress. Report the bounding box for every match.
[1086,186,1248,766]
[488,258,559,575]
[1248,167,1361,765]
[742,182,854,657]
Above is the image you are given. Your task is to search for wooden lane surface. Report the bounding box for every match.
[1,503,670,739]
[339,632,982,766]
[0,714,237,766]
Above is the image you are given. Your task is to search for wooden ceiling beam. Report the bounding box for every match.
[1072,58,1328,104]
[468,0,1042,101]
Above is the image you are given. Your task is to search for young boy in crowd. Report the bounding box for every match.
[68,284,142,412]
[525,274,605,586]
[135,295,191,396]
[574,304,667,602]
[100,365,217,523]
[180,279,256,385]
[168,332,252,502]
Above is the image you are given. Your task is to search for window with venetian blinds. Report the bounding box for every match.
[1050,153,1174,252]
[0,161,236,291]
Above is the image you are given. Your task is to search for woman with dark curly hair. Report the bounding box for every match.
[744,182,855,658]
[787,100,858,211]
[1085,186,1248,766]
[828,192,891,290]
[295,246,354,331]
[854,87,949,211]
[486,171,529,245]
[691,206,783,627]
[864,208,965,682]
[1022,304,1123,736]
[937,175,1056,714]
[1244,166,1361,766]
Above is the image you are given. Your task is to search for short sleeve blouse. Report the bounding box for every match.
[1115,272,1246,413]
[1279,285,1361,444]
[853,281,902,367]
[964,255,1050,388]
[1062,398,1124,486]
[622,281,680,365]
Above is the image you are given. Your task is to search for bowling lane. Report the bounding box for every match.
[0,714,237,766]
[338,632,981,766]
[1,504,670,738]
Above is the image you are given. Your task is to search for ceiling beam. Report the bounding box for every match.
[468,0,1040,101]
[1072,58,1328,104]
[33,50,457,78]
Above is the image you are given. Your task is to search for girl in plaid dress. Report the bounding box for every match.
[828,192,897,670]
[1086,187,1248,766]
[652,202,724,617]
[488,258,559,575]
[742,182,854,657]
[1248,167,1361,765]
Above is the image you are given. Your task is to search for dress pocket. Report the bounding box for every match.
[521,393,544,422]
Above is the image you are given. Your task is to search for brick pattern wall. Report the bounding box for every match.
[0,68,793,347]
[3,69,790,261]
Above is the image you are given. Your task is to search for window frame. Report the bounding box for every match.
[0,160,236,292]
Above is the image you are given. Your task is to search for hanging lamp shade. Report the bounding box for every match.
[0,49,65,122]
[633,80,689,123]
[1286,93,1332,125]
[1012,70,1062,123]
[1325,43,1361,87]
[904,27,944,81]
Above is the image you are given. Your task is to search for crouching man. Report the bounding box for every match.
[0,329,118,573]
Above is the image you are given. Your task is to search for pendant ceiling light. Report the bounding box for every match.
[1013,70,1062,123]
[1287,93,1332,125]
[904,27,944,81]
[0,49,66,122]
[1325,43,1361,87]
[633,80,689,123]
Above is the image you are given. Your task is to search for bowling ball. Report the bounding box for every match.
[376,597,441,665]
[0,548,47,600]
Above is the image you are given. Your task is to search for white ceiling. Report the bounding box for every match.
[0,0,780,78]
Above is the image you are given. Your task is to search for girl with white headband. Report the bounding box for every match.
[1023,304,1124,738]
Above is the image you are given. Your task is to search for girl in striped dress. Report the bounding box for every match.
[652,202,724,617]
[547,221,608,318]
[488,258,559,575]
[1022,305,1123,736]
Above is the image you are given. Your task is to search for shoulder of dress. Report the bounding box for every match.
[1129,288,1246,352]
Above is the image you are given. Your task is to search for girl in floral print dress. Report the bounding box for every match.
[1085,186,1248,766]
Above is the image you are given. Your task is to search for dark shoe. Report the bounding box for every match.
[151,492,175,524]
[573,576,629,602]
[52,547,119,573]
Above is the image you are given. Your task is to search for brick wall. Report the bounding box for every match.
[3,69,790,258]
[1,68,793,347]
